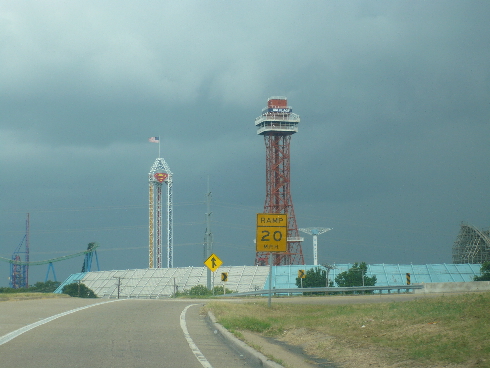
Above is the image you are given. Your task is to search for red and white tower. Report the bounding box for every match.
[255,97,305,266]
[149,157,173,268]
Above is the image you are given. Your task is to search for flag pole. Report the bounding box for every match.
[159,136,161,158]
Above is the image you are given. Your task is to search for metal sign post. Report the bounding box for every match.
[268,253,272,307]
[298,269,305,288]
[256,213,287,307]
[221,272,228,295]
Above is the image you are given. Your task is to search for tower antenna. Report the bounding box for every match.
[255,96,304,266]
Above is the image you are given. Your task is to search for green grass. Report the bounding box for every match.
[207,292,490,366]
[220,315,272,333]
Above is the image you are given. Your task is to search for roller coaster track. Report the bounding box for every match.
[0,243,99,266]
[465,223,490,245]
[452,223,490,263]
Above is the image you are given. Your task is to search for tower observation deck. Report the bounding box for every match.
[255,97,304,266]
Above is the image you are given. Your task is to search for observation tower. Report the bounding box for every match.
[148,157,173,268]
[255,97,304,266]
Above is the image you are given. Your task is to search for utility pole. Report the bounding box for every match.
[205,178,213,290]
[114,277,122,299]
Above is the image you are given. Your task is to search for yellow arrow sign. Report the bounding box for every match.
[204,253,222,272]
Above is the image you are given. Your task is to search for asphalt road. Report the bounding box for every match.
[0,298,260,368]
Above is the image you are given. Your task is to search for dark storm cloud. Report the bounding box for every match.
[1,1,489,285]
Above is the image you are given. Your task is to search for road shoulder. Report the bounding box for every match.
[207,311,336,368]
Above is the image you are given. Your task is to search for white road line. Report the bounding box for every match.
[180,304,213,368]
[0,300,121,346]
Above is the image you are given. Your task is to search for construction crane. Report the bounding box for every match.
[298,227,332,265]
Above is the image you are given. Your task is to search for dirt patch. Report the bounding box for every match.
[242,327,475,368]
[240,329,336,368]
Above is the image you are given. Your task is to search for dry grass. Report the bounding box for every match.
[207,292,490,367]
[0,292,70,302]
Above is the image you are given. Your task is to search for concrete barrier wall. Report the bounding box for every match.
[415,281,490,294]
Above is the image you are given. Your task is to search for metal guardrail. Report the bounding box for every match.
[217,284,424,297]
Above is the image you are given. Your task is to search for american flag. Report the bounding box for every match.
[148,136,160,143]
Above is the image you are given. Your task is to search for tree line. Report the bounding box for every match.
[0,280,97,298]
[0,280,61,293]
[296,262,377,290]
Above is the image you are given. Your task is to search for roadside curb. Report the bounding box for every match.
[207,311,284,368]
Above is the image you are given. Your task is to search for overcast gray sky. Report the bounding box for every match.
[1,1,489,286]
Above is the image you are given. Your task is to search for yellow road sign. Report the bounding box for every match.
[204,253,222,272]
[221,272,228,282]
[256,213,287,252]
[298,269,305,279]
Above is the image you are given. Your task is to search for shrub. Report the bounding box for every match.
[62,283,97,298]
[28,281,61,293]
[189,284,211,296]
[474,262,490,281]
[335,262,377,293]
[212,285,234,295]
